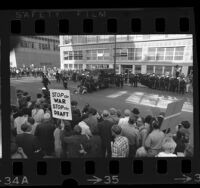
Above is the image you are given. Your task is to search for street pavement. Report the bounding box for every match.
[10,77,194,145]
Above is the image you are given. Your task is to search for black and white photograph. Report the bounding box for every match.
[0,39,2,158]
[10,34,193,159]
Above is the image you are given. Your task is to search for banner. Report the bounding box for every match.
[10,86,18,106]
[161,99,185,133]
[50,89,72,120]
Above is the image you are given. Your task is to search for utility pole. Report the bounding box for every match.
[113,35,117,75]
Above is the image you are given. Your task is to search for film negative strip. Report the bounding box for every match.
[0,7,199,186]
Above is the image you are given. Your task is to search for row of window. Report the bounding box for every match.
[63,47,185,61]
[20,40,59,51]
[147,47,184,61]
[63,35,191,45]
[28,36,59,44]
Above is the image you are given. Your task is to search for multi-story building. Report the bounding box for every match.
[59,34,193,76]
[10,36,60,68]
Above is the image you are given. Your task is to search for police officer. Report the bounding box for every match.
[62,75,68,89]
[42,75,51,91]
[120,74,124,88]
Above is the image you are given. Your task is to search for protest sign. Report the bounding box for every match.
[161,99,185,133]
[50,89,72,120]
[10,86,18,106]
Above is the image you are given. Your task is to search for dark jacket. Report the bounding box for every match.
[86,135,102,158]
[98,119,114,157]
[63,134,90,158]
[34,120,55,155]
[16,133,41,158]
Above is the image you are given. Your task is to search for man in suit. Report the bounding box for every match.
[98,110,114,158]
[16,123,42,159]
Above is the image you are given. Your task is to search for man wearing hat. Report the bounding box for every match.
[132,108,140,122]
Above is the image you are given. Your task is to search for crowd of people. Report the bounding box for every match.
[139,72,193,94]
[11,88,193,159]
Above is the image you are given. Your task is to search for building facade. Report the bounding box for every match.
[59,35,193,76]
[10,36,60,68]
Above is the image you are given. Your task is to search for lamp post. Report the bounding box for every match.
[113,35,117,75]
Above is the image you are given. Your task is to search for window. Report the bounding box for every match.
[98,35,111,43]
[87,36,97,43]
[69,51,73,60]
[174,47,184,60]
[135,65,141,73]
[79,64,83,69]
[116,35,128,41]
[128,48,134,60]
[156,47,165,60]
[165,47,174,60]
[135,48,142,60]
[147,65,154,73]
[116,48,128,60]
[148,47,156,60]
[103,49,110,60]
[164,66,172,75]
[69,64,72,69]
[64,64,68,69]
[74,64,78,69]
[155,65,163,75]
[97,49,104,60]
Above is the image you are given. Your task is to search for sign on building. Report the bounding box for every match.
[50,89,72,120]
[161,99,185,133]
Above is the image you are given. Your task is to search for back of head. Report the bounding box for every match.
[88,107,97,116]
[74,125,82,135]
[37,93,42,99]
[71,100,78,107]
[151,117,160,130]
[145,115,153,124]
[109,108,117,116]
[27,117,35,125]
[102,110,110,118]
[181,121,190,129]
[124,109,131,117]
[132,108,140,116]
[162,137,177,152]
[22,108,29,116]
[111,124,122,135]
[21,122,32,132]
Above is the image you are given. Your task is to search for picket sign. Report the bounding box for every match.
[49,89,72,120]
[161,99,185,133]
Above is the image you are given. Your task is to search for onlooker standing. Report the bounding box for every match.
[156,136,177,157]
[98,110,114,158]
[136,117,148,147]
[118,109,131,127]
[111,125,129,158]
[144,118,165,157]
[71,100,82,129]
[32,103,44,124]
[34,113,55,156]
[84,108,98,134]
[119,116,139,157]
[14,108,29,135]
[16,123,42,159]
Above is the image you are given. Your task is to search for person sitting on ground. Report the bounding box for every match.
[111,124,129,158]
[144,117,165,157]
[156,136,177,157]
